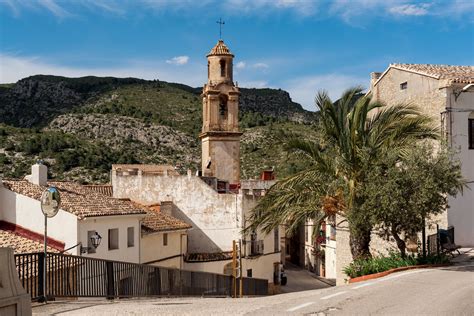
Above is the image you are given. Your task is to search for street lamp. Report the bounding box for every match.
[80,232,102,254]
[40,186,61,303]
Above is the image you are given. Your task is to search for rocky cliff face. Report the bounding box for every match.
[239,88,313,122]
[0,78,84,127]
[0,75,318,182]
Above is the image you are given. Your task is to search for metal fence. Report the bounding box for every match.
[427,226,455,255]
[14,252,268,300]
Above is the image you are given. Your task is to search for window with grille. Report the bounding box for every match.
[127,227,134,247]
[108,228,119,250]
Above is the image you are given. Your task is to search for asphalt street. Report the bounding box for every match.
[33,263,474,315]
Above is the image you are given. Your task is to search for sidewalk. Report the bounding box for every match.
[451,248,474,264]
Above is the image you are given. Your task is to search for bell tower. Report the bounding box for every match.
[200,40,242,184]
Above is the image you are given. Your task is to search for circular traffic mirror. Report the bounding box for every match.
[41,187,61,218]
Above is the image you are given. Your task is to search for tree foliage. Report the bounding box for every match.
[247,87,439,260]
[360,142,465,257]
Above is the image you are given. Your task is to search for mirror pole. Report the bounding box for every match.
[43,214,47,303]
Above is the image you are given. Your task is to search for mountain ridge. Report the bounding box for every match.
[0,75,318,183]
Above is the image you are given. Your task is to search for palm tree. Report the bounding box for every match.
[247,87,438,260]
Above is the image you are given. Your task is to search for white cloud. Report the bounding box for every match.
[389,4,430,16]
[165,56,189,66]
[38,0,71,18]
[224,0,318,16]
[282,74,369,111]
[0,54,205,87]
[236,61,246,69]
[253,62,269,69]
[1,0,472,24]
[238,80,269,88]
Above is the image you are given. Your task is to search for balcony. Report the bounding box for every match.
[249,240,264,256]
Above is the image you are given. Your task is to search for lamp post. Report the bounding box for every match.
[40,187,61,303]
[80,232,102,254]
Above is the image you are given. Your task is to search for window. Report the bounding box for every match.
[247,269,252,278]
[220,60,226,77]
[219,96,228,118]
[274,228,279,252]
[469,117,474,149]
[400,82,408,90]
[163,233,168,246]
[87,230,97,253]
[127,227,134,247]
[108,228,119,250]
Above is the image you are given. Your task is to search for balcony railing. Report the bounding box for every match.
[250,240,264,256]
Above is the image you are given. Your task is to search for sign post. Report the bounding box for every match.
[40,187,61,303]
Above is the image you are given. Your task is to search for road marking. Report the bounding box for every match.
[352,282,374,289]
[286,302,314,312]
[377,269,427,282]
[321,291,347,300]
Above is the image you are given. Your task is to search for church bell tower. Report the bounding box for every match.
[200,40,242,184]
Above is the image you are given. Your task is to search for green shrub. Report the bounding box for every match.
[343,252,450,278]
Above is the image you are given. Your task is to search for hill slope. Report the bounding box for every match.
[0,75,318,183]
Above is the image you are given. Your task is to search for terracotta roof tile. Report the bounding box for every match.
[0,229,59,254]
[2,180,146,219]
[207,40,234,57]
[390,63,474,84]
[135,203,192,233]
[185,251,233,262]
[112,164,180,175]
[83,185,113,197]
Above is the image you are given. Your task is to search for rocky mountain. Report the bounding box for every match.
[0,75,318,183]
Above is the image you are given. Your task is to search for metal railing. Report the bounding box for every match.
[14,252,268,300]
[427,226,455,255]
[250,240,264,256]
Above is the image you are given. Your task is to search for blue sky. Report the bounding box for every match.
[1,0,473,110]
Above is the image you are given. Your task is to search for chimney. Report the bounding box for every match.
[160,201,173,216]
[370,72,382,90]
[31,163,48,186]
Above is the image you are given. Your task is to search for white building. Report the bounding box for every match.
[0,163,191,266]
[368,64,474,247]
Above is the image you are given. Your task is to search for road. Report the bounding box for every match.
[33,264,474,315]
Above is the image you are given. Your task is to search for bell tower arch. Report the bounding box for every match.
[200,40,242,184]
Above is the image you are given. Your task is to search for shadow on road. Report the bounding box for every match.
[280,262,334,294]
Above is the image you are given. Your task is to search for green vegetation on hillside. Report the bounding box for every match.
[0,75,318,183]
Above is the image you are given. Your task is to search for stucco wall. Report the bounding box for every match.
[141,230,187,268]
[201,136,241,184]
[0,187,78,254]
[78,215,142,263]
[112,172,243,253]
[446,89,474,246]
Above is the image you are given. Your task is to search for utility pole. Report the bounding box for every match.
[239,239,243,298]
[232,240,237,298]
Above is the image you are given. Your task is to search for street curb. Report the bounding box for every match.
[348,263,451,284]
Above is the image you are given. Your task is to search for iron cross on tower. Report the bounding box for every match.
[216,18,225,39]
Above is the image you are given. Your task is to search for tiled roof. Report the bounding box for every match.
[207,40,234,57]
[135,203,192,233]
[83,185,113,197]
[112,164,180,176]
[390,63,474,84]
[185,251,233,262]
[0,229,59,254]
[2,180,146,219]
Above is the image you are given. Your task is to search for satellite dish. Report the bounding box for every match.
[40,187,61,218]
